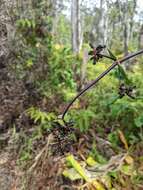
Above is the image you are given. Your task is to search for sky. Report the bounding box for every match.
[136,0,143,21]
[137,0,143,8]
[64,0,143,21]
[137,0,143,12]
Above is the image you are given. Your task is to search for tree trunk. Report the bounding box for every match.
[123,23,128,55]
[79,49,88,91]
[138,24,143,49]
[123,0,129,56]
[129,0,136,41]
[71,0,80,54]
[99,0,104,44]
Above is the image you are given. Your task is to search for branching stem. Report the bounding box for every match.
[62,49,143,122]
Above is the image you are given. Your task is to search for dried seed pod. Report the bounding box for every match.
[88,44,106,65]
[96,45,106,53]
[118,83,136,99]
[126,86,136,99]
[118,83,126,98]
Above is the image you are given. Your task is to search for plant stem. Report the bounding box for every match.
[62,49,143,122]
[100,54,116,61]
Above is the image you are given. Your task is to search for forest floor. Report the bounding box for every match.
[0,126,143,190]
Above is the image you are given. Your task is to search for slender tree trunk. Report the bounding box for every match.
[123,23,128,55]
[99,0,104,44]
[79,49,88,91]
[123,0,129,56]
[129,0,136,41]
[138,24,143,49]
[71,0,80,54]
[52,0,59,39]
[79,14,84,50]
[103,10,108,45]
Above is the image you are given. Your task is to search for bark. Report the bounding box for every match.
[79,13,84,51]
[123,22,128,55]
[138,24,143,49]
[71,0,80,54]
[79,49,88,91]
[129,0,136,41]
[52,0,58,37]
[90,0,106,46]
[99,0,104,44]
[122,0,129,56]
[51,0,64,37]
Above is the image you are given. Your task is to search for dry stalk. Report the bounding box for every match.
[28,134,53,173]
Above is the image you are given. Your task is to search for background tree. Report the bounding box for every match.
[71,0,80,54]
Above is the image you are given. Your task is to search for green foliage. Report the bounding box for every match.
[134,115,143,128]
[108,131,119,147]
[90,143,107,164]
[55,15,71,44]
[35,45,77,99]
[13,3,53,79]
[10,0,143,159]
[70,109,95,132]
[27,107,55,124]
[18,107,56,165]
[115,65,132,85]
[12,0,78,106]
[18,129,43,165]
[133,173,143,185]
[107,49,117,60]
[68,61,143,145]
[16,18,36,29]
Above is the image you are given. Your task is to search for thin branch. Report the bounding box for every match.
[101,53,116,61]
[62,49,143,122]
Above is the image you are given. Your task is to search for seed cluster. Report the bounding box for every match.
[51,121,75,155]
[88,44,106,65]
[119,83,136,99]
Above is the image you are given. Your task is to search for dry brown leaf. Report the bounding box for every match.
[118,130,129,150]
[125,155,134,164]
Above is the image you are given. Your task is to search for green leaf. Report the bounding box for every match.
[26,59,33,68]
[106,95,119,106]
[66,154,90,182]
[31,20,36,29]
[63,168,82,180]
[25,19,31,28]
[86,156,97,166]
[134,115,143,128]
[121,164,133,176]
[108,171,118,179]
[117,64,131,85]
[107,49,117,60]
[108,131,119,147]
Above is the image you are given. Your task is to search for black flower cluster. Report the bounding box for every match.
[118,83,136,99]
[88,44,106,65]
[51,121,75,155]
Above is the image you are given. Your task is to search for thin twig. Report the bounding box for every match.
[62,49,143,121]
[28,134,53,172]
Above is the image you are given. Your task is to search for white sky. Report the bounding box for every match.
[137,0,143,12]
[137,0,143,9]
[64,0,143,21]
[136,0,143,21]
